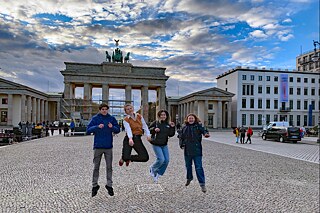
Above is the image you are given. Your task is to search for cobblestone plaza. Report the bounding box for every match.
[0,132,319,212]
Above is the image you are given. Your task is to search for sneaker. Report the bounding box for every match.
[92,185,100,197]
[125,160,130,166]
[149,166,154,177]
[119,159,124,166]
[185,179,192,186]
[153,173,159,183]
[201,185,207,193]
[105,185,114,196]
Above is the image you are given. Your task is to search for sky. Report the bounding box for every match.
[0,0,319,109]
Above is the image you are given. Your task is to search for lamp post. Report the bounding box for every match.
[311,40,320,143]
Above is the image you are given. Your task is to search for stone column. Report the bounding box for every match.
[32,97,37,123]
[204,100,209,127]
[7,94,13,126]
[194,100,199,116]
[36,98,41,123]
[125,85,132,104]
[102,84,109,104]
[141,86,149,122]
[64,82,71,99]
[217,100,222,128]
[56,100,61,121]
[27,96,32,122]
[186,102,190,115]
[227,101,232,128]
[83,83,92,119]
[190,101,194,114]
[156,86,166,112]
[21,94,26,122]
[40,99,45,122]
[45,101,49,122]
[167,104,171,121]
[183,103,187,119]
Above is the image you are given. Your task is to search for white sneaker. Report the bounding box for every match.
[149,166,154,177]
[153,173,159,183]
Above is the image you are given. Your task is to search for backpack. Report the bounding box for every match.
[233,129,236,134]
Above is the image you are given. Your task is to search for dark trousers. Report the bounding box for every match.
[240,133,245,143]
[184,155,205,186]
[246,135,252,143]
[122,135,149,162]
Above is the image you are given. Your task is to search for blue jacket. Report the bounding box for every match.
[86,113,120,149]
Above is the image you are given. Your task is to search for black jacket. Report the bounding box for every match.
[178,123,208,156]
[149,120,175,146]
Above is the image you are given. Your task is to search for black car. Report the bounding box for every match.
[262,126,301,143]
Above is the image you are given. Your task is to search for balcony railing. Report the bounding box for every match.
[279,107,291,112]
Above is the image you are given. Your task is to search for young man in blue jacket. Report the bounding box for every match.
[86,103,120,197]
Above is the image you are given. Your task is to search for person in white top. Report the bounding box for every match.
[119,104,151,167]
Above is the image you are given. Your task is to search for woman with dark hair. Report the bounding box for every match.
[178,113,210,193]
[148,110,175,183]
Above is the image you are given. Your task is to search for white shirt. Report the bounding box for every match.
[123,113,151,138]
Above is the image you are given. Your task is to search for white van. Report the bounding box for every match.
[266,121,289,129]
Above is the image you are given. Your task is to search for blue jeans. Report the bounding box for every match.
[184,155,205,186]
[151,145,169,176]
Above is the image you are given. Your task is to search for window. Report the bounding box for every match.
[246,85,250,95]
[248,114,253,126]
[258,114,262,125]
[297,88,301,95]
[266,99,270,109]
[274,86,278,94]
[311,78,315,83]
[250,85,254,95]
[304,88,308,95]
[266,114,270,123]
[242,85,246,95]
[304,100,308,110]
[258,99,262,109]
[311,101,315,110]
[281,102,286,110]
[289,100,293,109]
[250,75,254,80]
[297,78,301,83]
[242,75,247,80]
[0,111,7,122]
[289,77,293,82]
[266,87,270,94]
[311,88,315,95]
[274,76,278,81]
[242,114,246,126]
[297,100,301,110]
[258,86,262,94]
[242,99,246,108]
[304,78,308,83]
[1,98,8,104]
[250,99,254,108]
[274,114,278,122]
[289,88,293,95]
[225,88,228,91]
[225,80,228,85]
[297,115,300,126]
[208,115,213,125]
[304,115,308,126]
[208,104,213,110]
[289,115,293,126]
[266,76,270,81]
[274,100,278,109]
[258,76,262,81]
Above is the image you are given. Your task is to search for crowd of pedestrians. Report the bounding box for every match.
[233,126,253,144]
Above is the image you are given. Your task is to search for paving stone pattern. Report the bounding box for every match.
[0,132,319,212]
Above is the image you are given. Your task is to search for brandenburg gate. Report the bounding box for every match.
[60,45,168,122]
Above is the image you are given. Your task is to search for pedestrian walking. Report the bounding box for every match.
[118,104,151,167]
[178,113,210,193]
[86,103,120,197]
[245,126,253,144]
[233,127,239,143]
[148,110,175,183]
[239,126,246,144]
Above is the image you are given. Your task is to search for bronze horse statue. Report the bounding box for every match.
[105,51,111,62]
[124,52,130,63]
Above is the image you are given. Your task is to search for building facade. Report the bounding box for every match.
[167,88,234,128]
[216,67,320,128]
[0,78,62,127]
[296,49,320,72]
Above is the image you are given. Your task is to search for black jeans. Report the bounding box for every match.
[240,133,245,143]
[122,135,149,162]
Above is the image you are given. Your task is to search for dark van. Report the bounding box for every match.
[262,126,301,143]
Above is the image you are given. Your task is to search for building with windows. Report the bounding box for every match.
[216,67,320,128]
[296,49,320,72]
[0,77,62,127]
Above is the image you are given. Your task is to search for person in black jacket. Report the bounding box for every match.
[148,110,175,183]
[178,113,210,193]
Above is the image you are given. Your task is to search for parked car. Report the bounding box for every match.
[262,126,301,143]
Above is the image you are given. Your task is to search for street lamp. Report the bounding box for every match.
[311,40,320,143]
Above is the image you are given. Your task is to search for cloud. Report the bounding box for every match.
[250,30,268,39]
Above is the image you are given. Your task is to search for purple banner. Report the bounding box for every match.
[280,74,288,102]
